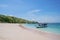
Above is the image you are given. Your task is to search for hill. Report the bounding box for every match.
[0,14,37,23]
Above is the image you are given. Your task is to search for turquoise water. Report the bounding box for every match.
[22,23,60,35]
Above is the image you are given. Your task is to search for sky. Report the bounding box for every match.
[0,0,60,23]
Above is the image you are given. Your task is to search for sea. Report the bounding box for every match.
[22,23,60,35]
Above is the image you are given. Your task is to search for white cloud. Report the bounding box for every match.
[26,10,60,23]
[31,10,40,13]
[27,10,40,14]
[27,9,41,17]
[0,4,8,7]
[25,10,41,21]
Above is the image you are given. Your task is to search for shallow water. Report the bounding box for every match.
[22,23,60,35]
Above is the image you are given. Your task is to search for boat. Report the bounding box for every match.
[36,23,47,28]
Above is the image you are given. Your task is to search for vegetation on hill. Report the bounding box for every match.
[0,14,37,23]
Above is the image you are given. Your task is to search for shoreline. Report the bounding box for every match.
[0,23,60,40]
[19,24,60,40]
[19,24,60,35]
[20,24,60,35]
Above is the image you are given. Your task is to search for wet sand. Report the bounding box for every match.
[0,23,60,40]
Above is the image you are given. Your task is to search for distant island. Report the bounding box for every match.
[0,14,37,24]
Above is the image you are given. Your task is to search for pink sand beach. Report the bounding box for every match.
[0,23,60,40]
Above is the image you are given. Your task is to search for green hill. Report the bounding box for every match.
[0,14,37,23]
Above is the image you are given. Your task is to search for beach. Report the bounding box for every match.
[0,23,60,40]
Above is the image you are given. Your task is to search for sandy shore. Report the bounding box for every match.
[0,23,60,40]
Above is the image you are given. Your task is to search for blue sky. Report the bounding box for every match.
[0,0,60,23]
